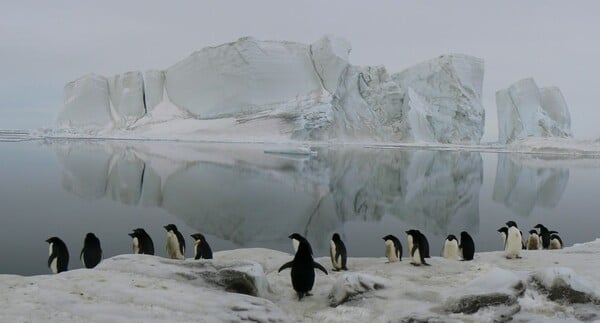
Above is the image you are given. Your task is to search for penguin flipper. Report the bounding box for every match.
[313,261,328,275]
[47,254,55,268]
[278,261,294,273]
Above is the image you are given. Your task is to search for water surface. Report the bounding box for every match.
[1,139,600,275]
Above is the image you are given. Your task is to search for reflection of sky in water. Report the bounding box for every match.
[1,141,599,275]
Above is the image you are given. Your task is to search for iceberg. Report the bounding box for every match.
[496,78,572,144]
[55,36,485,144]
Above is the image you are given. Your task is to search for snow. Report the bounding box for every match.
[3,240,600,322]
[496,78,572,144]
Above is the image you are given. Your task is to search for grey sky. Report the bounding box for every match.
[1,1,598,141]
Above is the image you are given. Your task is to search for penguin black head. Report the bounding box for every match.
[85,232,98,240]
[446,234,457,242]
[332,233,341,242]
[191,233,206,242]
[46,237,61,244]
[128,232,136,238]
[405,229,419,237]
[497,227,508,234]
[505,221,518,228]
[528,229,538,235]
[534,224,546,230]
[288,233,307,242]
[164,224,178,232]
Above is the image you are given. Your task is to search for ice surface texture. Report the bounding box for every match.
[56,36,485,144]
[496,78,572,144]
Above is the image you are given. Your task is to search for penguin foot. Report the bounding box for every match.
[516,255,522,259]
[332,268,340,272]
[342,267,348,271]
[305,292,313,297]
[410,262,419,266]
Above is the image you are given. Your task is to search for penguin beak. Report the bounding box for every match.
[45,238,51,243]
[128,233,134,237]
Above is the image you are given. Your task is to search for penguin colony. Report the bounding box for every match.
[45,222,563,301]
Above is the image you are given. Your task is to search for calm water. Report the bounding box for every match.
[1,139,600,275]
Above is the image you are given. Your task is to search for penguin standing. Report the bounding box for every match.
[128,228,154,255]
[46,237,69,274]
[504,221,522,259]
[406,229,430,259]
[497,227,508,248]
[406,230,430,266]
[442,235,460,260]
[278,233,328,300]
[164,224,185,260]
[459,231,475,261]
[534,224,552,249]
[80,232,102,268]
[527,229,541,250]
[382,234,402,263]
[549,233,563,249]
[330,233,348,271]
[190,233,213,259]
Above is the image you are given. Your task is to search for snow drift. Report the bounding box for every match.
[496,78,572,144]
[56,36,485,144]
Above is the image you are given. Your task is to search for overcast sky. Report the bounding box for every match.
[1,1,599,141]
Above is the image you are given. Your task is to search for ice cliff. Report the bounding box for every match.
[496,78,572,144]
[56,36,485,144]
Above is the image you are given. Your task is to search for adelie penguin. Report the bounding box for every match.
[406,229,430,259]
[278,233,328,300]
[497,227,508,247]
[164,224,185,260]
[504,221,522,259]
[191,233,213,259]
[442,235,460,260]
[382,234,402,263]
[46,237,69,274]
[549,233,563,249]
[406,230,430,266]
[534,224,554,249]
[128,228,154,255]
[330,233,348,271]
[527,229,541,250]
[80,232,102,268]
[459,231,475,261]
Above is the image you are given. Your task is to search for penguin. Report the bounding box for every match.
[527,229,541,250]
[382,234,402,263]
[520,230,527,250]
[534,224,552,249]
[330,233,348,271]
[80,232,102,268]
[190,233,213,259]
[406,230,430,266]
[442,235,460,260]
[497,227,508,248]
[504,221,522,259]
[164,224,185,260]
[46,237,69,274]
[406,229,430,259]
[278,233,328,300]
[128,228,155,255]
[549,233,563,249]
[459,231,475,261]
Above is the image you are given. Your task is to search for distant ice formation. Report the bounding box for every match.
[56,36,485,144]
[496,78,572,144]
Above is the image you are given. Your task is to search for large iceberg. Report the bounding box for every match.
[56,36,485,144]
[496,78,572,144]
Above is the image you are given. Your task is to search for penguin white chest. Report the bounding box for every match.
[166,231,183,259]
[407,235,413,257]
[527,234,540,250]
[385,240,398,262]
[330,241,342,269]
[292,239,300,253]
[132,237,140,254]
[505,227,522,258]
[411,245,422,265]
[443,240,459,260]
[48,243,58,274]
[549,239,562,249]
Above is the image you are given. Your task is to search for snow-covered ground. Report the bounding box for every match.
[2,240,599,322]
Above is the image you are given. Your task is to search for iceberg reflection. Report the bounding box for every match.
[493,154,569,217]
[52,141,483,253]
